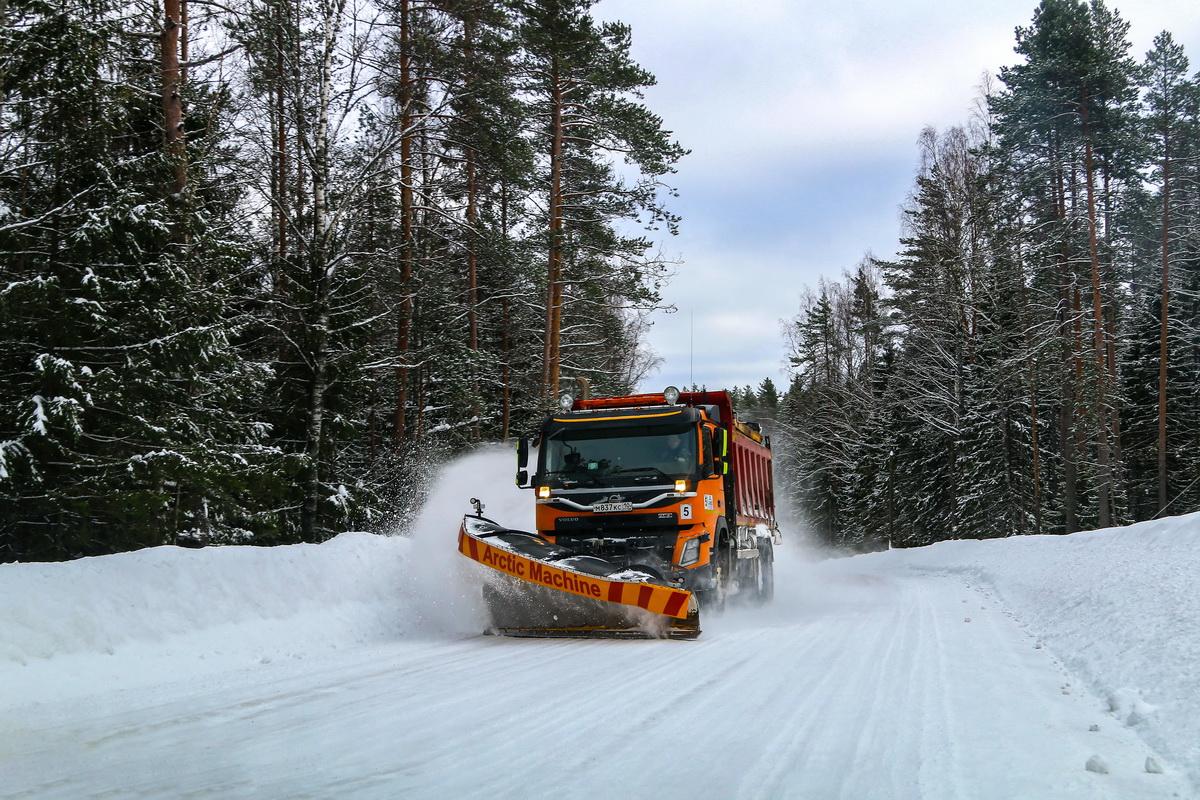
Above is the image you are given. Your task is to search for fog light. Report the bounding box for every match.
[664,385,680,405]
[537,486,551,499]
[558,392,575,412]
[674,479,688,493]
[679,537,700,566]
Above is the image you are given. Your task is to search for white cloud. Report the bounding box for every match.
[593,0,1200,393]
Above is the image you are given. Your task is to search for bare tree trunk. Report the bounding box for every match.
[1081,92,1113,529]
[275,9,288,265]
[394,0,415,443]
[463,20,481,440]
[300,0,342,542]
[1158,136,1171,512]
[1017,239,1042,534]
[463,23,480,362]
[466,155,479,355]
[501,191,512,442]
[501,294,511,441]
[542,57,565,401]
[160,0,187,200]
[1100,160,1124,499]
[1055,149,1078,533]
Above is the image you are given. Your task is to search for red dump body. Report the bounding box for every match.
[731,424,775,529]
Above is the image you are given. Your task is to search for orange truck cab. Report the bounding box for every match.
[516,387,779,606]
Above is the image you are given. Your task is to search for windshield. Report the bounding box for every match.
[540,423,698,488]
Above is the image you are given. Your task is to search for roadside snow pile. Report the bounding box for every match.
[0,446,524,704]
[854,512,1200,788]
[0,532,424,704]
[0,531,410,665]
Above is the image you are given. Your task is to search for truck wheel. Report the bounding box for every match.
[697,525,731,613]
[756,542,775,603]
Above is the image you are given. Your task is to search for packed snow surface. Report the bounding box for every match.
[2,447,1198,799]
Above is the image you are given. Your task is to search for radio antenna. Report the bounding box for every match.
[689,309,694,390]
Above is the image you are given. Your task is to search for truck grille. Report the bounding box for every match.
[552,513,683,567]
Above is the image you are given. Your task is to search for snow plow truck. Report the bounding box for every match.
[458,385,781,639]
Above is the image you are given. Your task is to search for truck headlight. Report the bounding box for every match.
[674,479,688,493]
[537,486,551,499]
[679,537,701,566]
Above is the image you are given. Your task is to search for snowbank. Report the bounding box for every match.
[0,446,526,703]
[851,513,1200,789]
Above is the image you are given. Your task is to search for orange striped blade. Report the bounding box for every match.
[458,523,691,620]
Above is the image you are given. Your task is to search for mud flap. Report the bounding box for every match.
[458,515,699,640]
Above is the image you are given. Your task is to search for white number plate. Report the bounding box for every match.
[593,502,633,513]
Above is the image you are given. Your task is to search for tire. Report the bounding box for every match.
[696,523,730,614]
[757,543,775,604]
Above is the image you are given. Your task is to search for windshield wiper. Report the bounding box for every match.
[546,470,605,487]
[611,466,672,482]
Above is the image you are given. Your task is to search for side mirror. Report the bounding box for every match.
[516,437,531,488]
[713,430,730,476]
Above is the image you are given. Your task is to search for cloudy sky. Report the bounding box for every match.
[589,0,1200,394]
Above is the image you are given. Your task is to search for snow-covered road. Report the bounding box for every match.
[2,450,1198,799]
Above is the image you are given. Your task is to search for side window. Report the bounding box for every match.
[702,428,714,474]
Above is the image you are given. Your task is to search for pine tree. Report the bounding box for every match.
[991,0,1143,530]
[517,0,685,401]
[1140,32,1195,514]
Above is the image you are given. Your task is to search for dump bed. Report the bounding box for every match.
[731,422,775,528]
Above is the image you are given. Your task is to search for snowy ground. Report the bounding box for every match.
[2,448,1198,799]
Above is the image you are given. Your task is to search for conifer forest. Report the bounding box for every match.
[772,0,1200,549]
[0,0,683,560]
[3,0,1199,561]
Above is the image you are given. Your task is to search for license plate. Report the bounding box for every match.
[593,502,633,513]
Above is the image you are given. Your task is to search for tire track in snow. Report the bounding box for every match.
[3,568,1192,799]
[734,576,949,799]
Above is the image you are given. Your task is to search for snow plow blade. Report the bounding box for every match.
[458,515,699,640]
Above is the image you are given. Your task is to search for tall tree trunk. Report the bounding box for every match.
[463,22,480,360]
[501,190,512,442]
[466,150,482,442]
[1081,91,1113,528]
[463,19,480,440]
[275,6,288,265]
[467,153,479,354]
[542,57,565,401]
[1158,136,1171,513]
[300,0,341,542]
[160,0,187,202]
[1099,161,1124,500]
[1055,151,1079,533]
[394,0,415,443]
[1017,241,1042,534]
